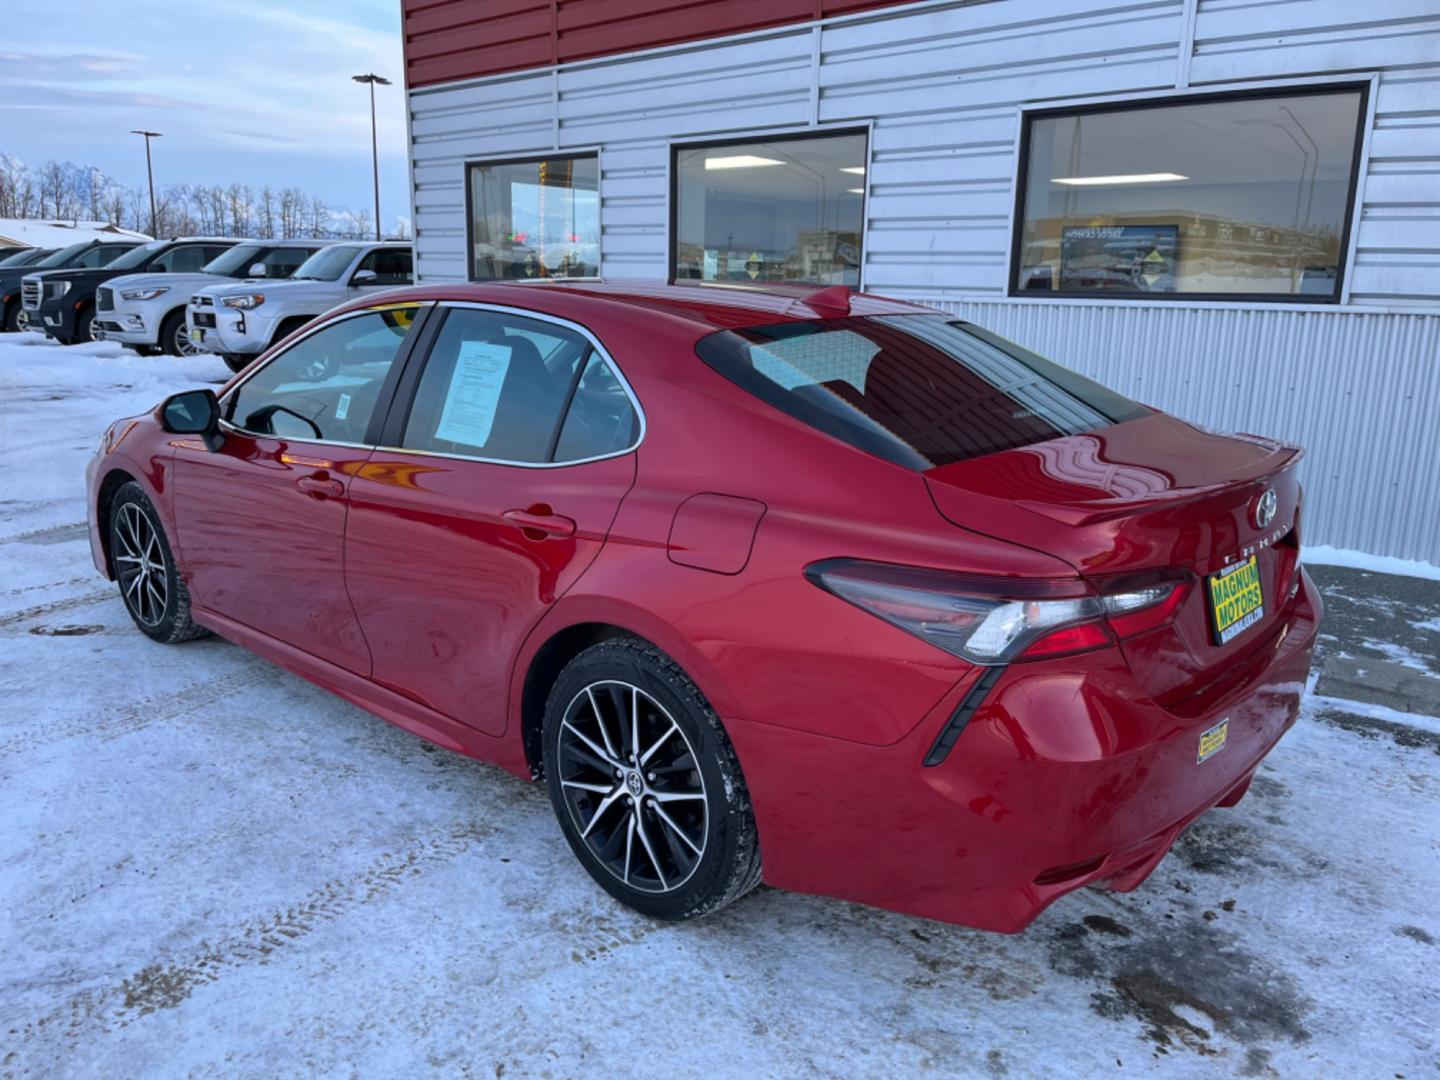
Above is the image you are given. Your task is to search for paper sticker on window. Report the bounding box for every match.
[335,393,351,420]
[433,340,512,448]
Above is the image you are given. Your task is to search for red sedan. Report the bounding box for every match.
[85,282,1321,932]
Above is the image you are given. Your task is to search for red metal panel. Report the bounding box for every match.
[403,0,915,88]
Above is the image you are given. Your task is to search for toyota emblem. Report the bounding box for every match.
[1253,487,1278,529]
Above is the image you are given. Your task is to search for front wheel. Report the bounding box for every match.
[160,310,200,357]
[543,638,762,921]
[1,301,19,333]
[74,307,96,344]
[222,353,251,374]
[107,482,208,643]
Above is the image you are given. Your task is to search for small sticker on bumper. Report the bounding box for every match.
[1198,718,1229,764]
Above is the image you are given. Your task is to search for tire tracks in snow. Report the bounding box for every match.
[7,822,495,1053]
[0,667,270,761]
[0,521,89,546]
[0,588,113,631]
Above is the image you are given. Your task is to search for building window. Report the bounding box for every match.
[467,155,599,281]
[673,130,867,287]
[1012,85,1368,301]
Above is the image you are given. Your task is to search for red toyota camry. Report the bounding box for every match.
[86,282,1321,932]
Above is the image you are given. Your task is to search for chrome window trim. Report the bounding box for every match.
[218,303,433,444]
[373,299,646,471]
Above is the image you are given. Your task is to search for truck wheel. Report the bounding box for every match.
[2,301,19,333]
[222,353,252,374]
[160,310,199,357]
[75,307,97,344]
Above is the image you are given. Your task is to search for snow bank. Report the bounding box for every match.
[1303,545,1440,582]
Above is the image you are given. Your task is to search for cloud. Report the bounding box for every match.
[0,0,410,214]
[0,50,144,80]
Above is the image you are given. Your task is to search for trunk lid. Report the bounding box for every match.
[924,411,1304,705]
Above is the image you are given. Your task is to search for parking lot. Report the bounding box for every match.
[1,337,1437,1078]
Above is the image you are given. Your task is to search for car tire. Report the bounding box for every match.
[159,310,199,357]
[543,637,762,921]
[75,306,96,345]
[221,353,251,374]
[107,482,209,644]
[1,301,19,333]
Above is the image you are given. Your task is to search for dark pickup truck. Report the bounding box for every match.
[3,241,137,334]
[22,237,233,345]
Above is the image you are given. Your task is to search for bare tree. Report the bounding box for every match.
[258,185,277,239]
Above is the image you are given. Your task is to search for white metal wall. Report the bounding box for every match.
[408,0,1440,562]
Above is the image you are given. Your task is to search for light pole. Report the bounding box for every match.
[352,73,391,240]
[130,130,162,237]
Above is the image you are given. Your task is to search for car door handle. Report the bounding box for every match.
[296,475,345,499]
[502,508,577,539]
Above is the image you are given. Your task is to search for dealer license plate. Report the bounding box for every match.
[1208,555,1264,645]
[192,328,204,343]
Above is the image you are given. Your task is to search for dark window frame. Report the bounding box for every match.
[667,125,872,289]
[463,151,601,283]
[1008,81,1372,305]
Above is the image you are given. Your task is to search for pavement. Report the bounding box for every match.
[1,337,1436,1078]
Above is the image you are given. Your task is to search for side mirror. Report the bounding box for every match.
[351,269,378,285]
[248,262,267,277]
[160,388,224,451]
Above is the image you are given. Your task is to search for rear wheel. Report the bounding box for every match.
[222,353,251,374]
[543,638,762,921]
[107,482,208,644]
[159,310,200,357]
[2,301,19,333]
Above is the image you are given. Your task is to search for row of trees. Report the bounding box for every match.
[0,153,407,241]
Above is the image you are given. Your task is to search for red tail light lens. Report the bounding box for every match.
[1096,572,1192,640]
[805,559,1111,665]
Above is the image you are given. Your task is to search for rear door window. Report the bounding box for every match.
[400,308,592,463]
[695,315,1148,470]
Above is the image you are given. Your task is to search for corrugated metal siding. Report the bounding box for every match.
[937,302,1440,562]
[402,0,915,87]
[407,0,1440,560]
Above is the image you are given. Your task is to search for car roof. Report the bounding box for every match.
[358,280,934,332]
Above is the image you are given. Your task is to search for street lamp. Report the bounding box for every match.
[130,130,162,237]
[352,73,391,241]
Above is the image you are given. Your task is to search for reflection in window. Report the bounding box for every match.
[468,156,599,281]
[1014,87,1366,300]
[673,131,867,287]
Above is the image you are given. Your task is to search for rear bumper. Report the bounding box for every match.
[727,568,1322,932]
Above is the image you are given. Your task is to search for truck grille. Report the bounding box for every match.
[191,294,213,308]
[192,311,216,328]
[21,279,41,311]
[98,287,114,312]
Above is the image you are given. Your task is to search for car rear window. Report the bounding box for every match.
[694,314,1149,470]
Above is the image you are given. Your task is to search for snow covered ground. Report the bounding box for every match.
[1,335,1437,1078]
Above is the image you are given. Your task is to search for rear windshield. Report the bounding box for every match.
[695,315,1149,470]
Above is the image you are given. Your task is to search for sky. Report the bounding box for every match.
[1,1,410,230]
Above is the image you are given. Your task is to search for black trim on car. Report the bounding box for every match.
[922,666,1005,768]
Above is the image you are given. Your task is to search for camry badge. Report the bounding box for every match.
[1252,487,1278,529]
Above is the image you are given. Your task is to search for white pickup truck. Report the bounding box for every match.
[96,240,333,356]
[188,241,413,372]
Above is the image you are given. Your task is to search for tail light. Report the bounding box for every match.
[806,560,1191,665]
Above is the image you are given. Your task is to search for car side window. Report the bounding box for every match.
[553,354,640,462]
[355,248,413,286]
[95,246,130,267]
[223,307,418,443]
[154,246,210,273]
[266,248,312,277]
[400,308,590,463]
